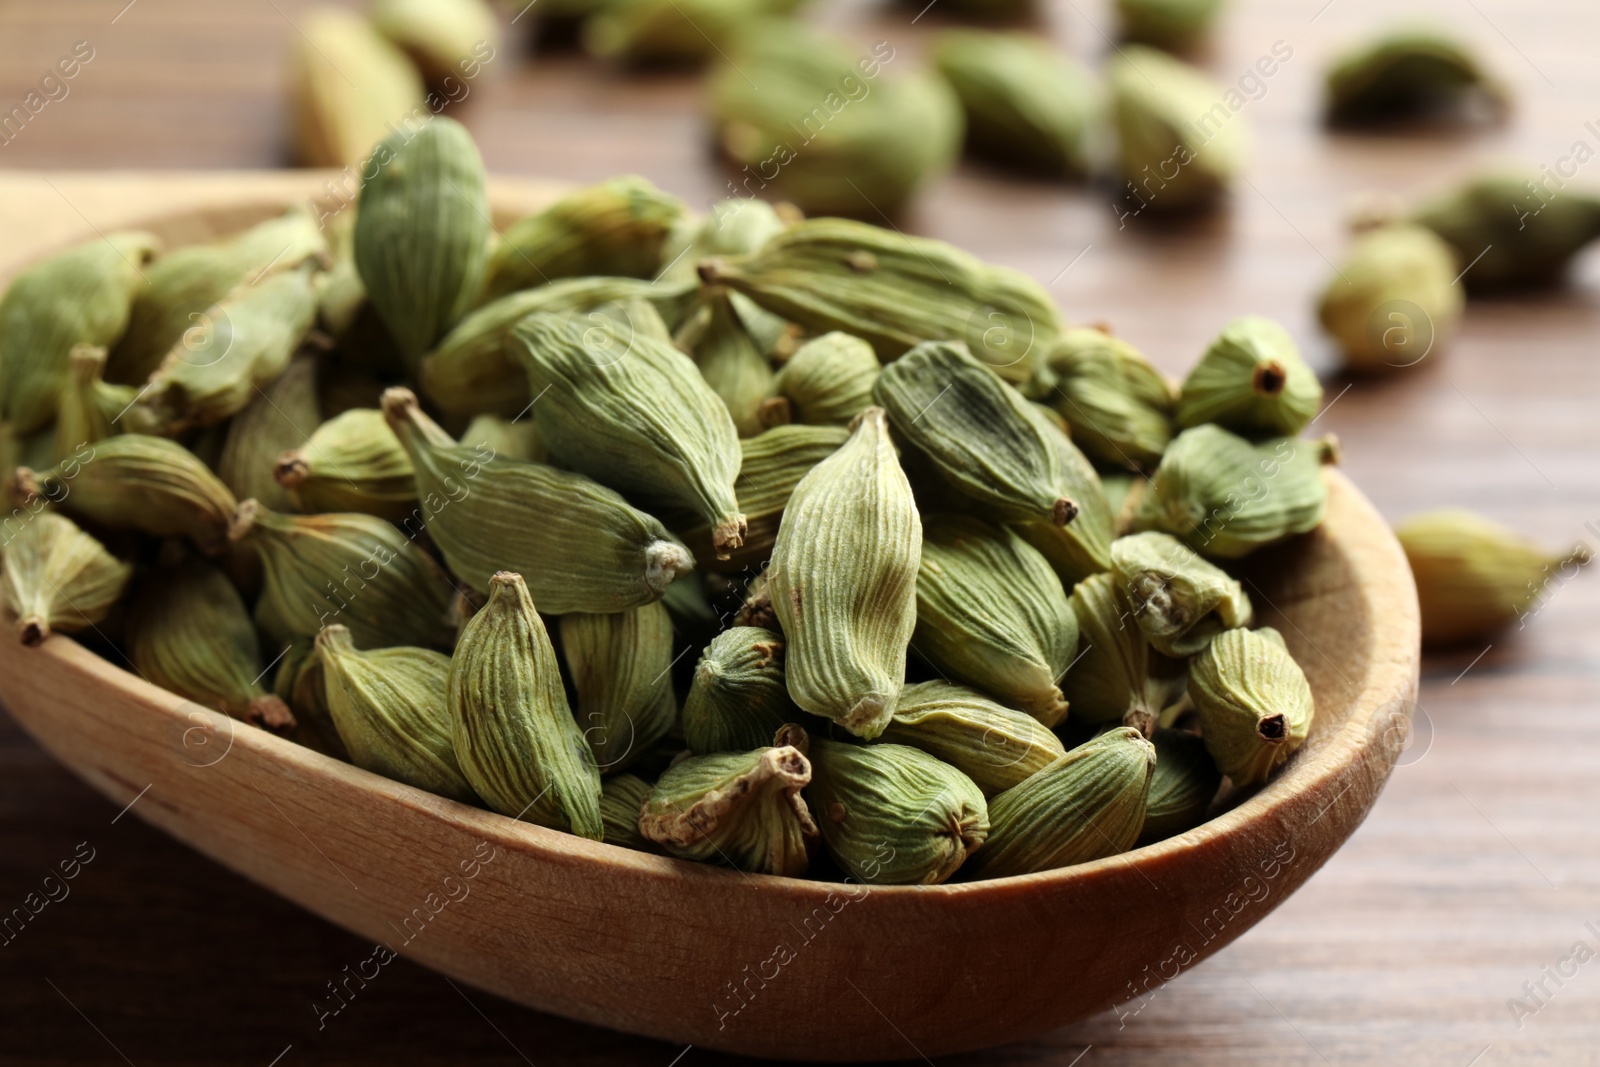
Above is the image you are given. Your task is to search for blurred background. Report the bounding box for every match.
[1,0,1598,1063]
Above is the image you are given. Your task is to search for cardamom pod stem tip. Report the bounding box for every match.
[712,514,748,559]
[1053,497,1079,526]
[644,541,695,593]
[12,468,41,506]
[227,499,261,543]
[247,694,298,735]
[273,451,311,488]
[17,615,49,647]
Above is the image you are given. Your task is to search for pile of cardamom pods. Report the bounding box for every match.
[0,118,1336,884]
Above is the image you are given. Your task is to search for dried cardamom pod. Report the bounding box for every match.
[126,554,295,733]
[227,499,456,650]
[1109,46,1245,210]
[768,408,920,739]
[17,435,238,555]
[1140,726,1221,842]
[639,736,817,874]
[1177,317,1321,437]
[1116,0,1224,50]
[807,735,988,885]
[274,636,349,759]
[450,572,604,837]
[1033,326,1174,472]
[1010,404,1118,583]
[1,511,130,646]
[461,414,544,462]
[52,345,137,463]
[1110,530,1253,656]
[660,198,788,286]
[354,116,490,373]
[879,680,1066,797]
[1325,31,1507,126]
[914,515,1077,726]
[315,625,477,802]
[289,8,427,169]
[681,625,800,754]
[369,0,500,88]
[559,602,677,774]
[1062,572,1174,733]
[931,30,1099,179]
[1189,626,1314,786]
[1396,509,1591,646]
[217,356,319,513]
[274,408,415,520]
[702,218,1056,383]
[0,231,158,433]
[511,309,746,556]
[1318,223,1464,374]
[598,774,659,852]
[768,331,879,428]
[965,726,1155,878]
[382,387,694,610]
[1409,173,1600,290]
[584,0,803,66]
[676,287,776,437]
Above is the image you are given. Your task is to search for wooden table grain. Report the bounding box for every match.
[2,0,1599,1064]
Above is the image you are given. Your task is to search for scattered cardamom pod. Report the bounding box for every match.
[768,331,879,428]
[559,602,677,774]
[1325,30,1507,126]
[676,287,776,437]
[289,8,427,169]
[274,408,415,520]
[1116,0,1225,50]
[1189,626,1314,786]
[217,356,319,514]
[1,511,130,646]
[1109,46,1246,210]
[1409,173,1600,290]
[598,773,659,852]
[879,680,1066,796]
[1111,530,1253,656]
[1033,326,1174,472]
[52,345,138,464]
[1176,316,1322,437]
[1318,223,1464,374]
[369,0,500,88]
[681,625,801,754]
[1139,726,1221,842]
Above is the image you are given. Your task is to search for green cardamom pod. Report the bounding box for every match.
[1,511,130,646]
[1010,404,1118,583]
[965,726,1155,878]
[217,356,319,514]
[768,408,920,739]
[660,198,788,286]
[1318,223,1464,373]
[1109,46,1245,210]
[461,414,544,462]
[1062,571,1174,732]
[681,625,800,754]
[52,345,138,464]
[315,624,477,802]
[382,387,694,610]
[914,515,1077,726]
[598,773,659,852]
[931,30,1100,179]
[1325,31,1507,126]
[274,636,349,759]
[639,735,818,875]
[354,116,490,373]
[1116,0,1225,50]
[1110,530,1253,656]
[1409,172,1600,290]
[18,435,238,555]
[274,408,415,520]
[1033,326,1174,472]
[1176,316,1322,437]
[879,680,1066,796]
[1396,509,1591,646]
[369,0,500,88]
[0,231,159,433]
[227,498,456,650]
[584,0,803,65]
[700,218,1056,383]
[289,8,426,169]
[1188,626,1314,786]
[559,602,677,774]
[511,309,746,557]
[126,554,295,733]
[769,331,879,428]
[1140,726,1221,843]
[1131,425,1336,559]
[807,735,988,885]
[676,287,776,437]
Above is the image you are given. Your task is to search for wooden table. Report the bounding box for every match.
[2,0,1598,1063]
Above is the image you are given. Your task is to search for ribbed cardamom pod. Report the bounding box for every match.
[681,625,800,754]
[639,736,818,875]
[315,625,477,802]
[17,435,238,555]
[1318,223,1464,374]
[914,515,1077,726]
[227,499,456,650]
[217,356,319,513]
[1176,317,1322,437]
[126,554,295,733]
[289,8,426,169]
[1396,509,1591,646]
[660,198,788,286]
[1116,0,1224,50]
[1062,571,1174,732]
[1111,531,1253,657]
[111,209,326,386]
[879,680,1066,797]
[769,331,880,428]
[354,116,490,373]
[449,573,603,836]
[482,177,687,300]
[807,735,988,885]
[140,260,321,431]
[965,726,1155,878]
[768,408,920,739]
[511,310,746,557]
[1140,726,1222,843]
[1,511,130,646]
[461,414,544,462]
[559,602,677,774]
[1324,31,1507,126]
[1189,627,1314,786]
[0,231,159,433]
[1109,46,1245,209]
[700,218,1056,383]
[274,408,415,520]
[52,345,137,464]
[931,30,1099,179]
[676,287,776,437]
[1010,404,1118,583]
[317,208,367,343]
[369,0,500,88]
[1033,326,1174,472]
[1409,173,1600,290]
[678,423,848,572]
[1131,425,1336,559]
[382,387,694,610]
[420,275,697,417]
[584,0,804,65]
[274,636,349,759]
[599,774,659,852]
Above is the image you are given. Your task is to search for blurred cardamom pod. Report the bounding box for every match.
[1033,326,1174,472]
[369,0,500,88]
[274,408,415,520]
[1116,0,1225,50]
[289,8,427,169]
[598,773,659,852]
[585,0,804,66]
[1110,530,1253,656]
[769,331,879,427]
[1109,46,1245,210]
[1325,30,1507,126]
[659,198,789,286]
[1,511,130,646]
[559,602,677,774]
[1409,173,1600,290]
[52,345,137,464]
[461,414,544,462]
[681,625,799,754]
[1189,626,1314,786]
[1176,316,1322,437]
[217,356,319,514]
[1139,726,1221,842]
[676,287,776,437]
[879,680,1066,796]
[1318,223,1463,374]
